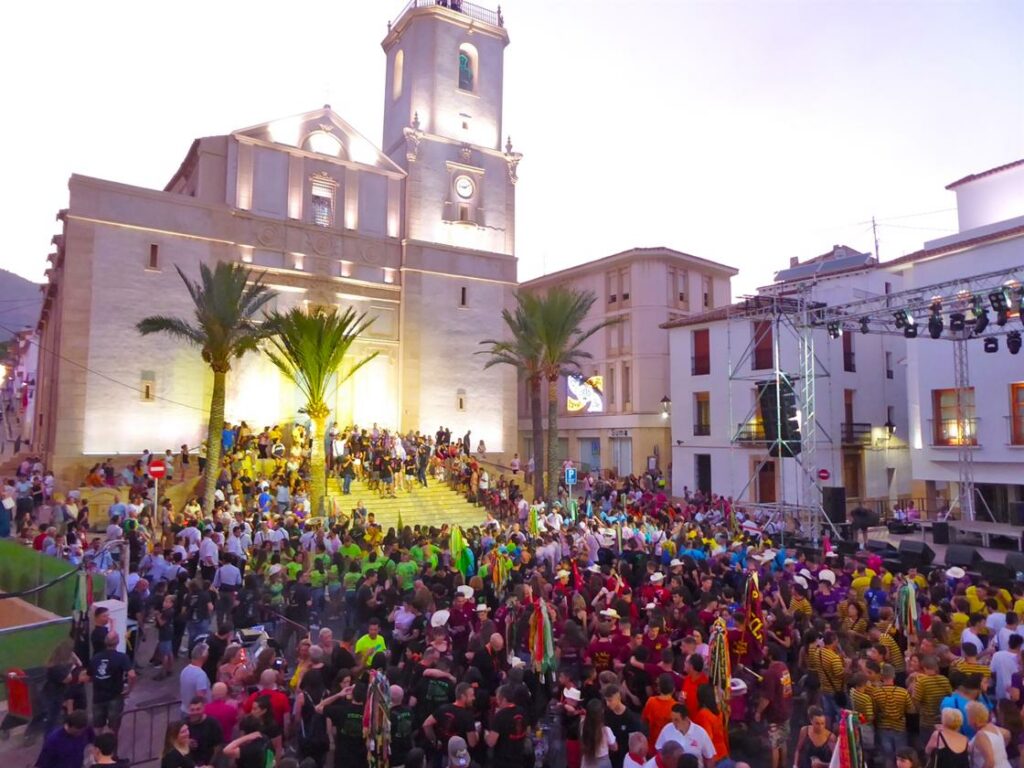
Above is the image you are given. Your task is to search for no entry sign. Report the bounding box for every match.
[817,468,830,481]
[148,460,167,479]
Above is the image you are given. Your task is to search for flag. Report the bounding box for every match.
[895,581,919,639]
[829,709,865,768]
[529,599,556,674]
[397,509,404,532]
[363,669,391,768]
[742,573,766,665]
[450,526,472,577]
[708,617,732,718]
[528,505,539,537]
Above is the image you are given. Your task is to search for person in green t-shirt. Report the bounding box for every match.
[355,618,387,662]
[396,551,419,592]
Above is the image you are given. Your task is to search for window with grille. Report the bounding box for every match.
[311,180,334,227]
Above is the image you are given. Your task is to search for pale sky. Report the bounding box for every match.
[4,0,1022,296]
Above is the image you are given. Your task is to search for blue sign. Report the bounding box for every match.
[565,467,577,486]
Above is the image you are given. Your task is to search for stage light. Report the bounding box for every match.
[974,309,990,335]
[984,337,999,353]
[1016,288,1024,325]
[827,322,842,339]
[949,312,966,333]
[990,290,1008,312]
[904,324,918,339]
[893,310,912,329]
[928,314,944,339]
[860,317,870,335]
[1008,331,1022,355]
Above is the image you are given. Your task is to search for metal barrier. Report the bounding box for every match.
[118,699,181,767]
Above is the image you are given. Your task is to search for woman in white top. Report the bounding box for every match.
[967,701,1012,768]
[580,699,618,768]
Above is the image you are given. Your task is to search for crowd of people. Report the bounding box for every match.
[13,422,1024,768]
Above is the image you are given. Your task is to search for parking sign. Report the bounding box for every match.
[565,467,577,486]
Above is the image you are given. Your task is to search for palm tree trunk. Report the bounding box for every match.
[309,410,329,517]
[529,376,544,502]
[546,376,560,511]
[202,368,226,515]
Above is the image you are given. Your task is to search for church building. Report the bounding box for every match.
[35,1,519,482]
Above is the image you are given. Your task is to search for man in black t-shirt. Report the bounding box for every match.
[485,685,528,768]
[90,607,111,657]
[423,682,479,756]
[355,570,380,630]
[86,632,135,733]
[202,622,233,682]
[602,684,647,768]
[185,696,223,765]
[414,657,455,726]
[389,685,416,768]
[325,683,368,768]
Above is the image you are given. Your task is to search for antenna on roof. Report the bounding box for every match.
[872,216,880,260]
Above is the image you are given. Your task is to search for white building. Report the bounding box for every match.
[517,248,736,478]
[664,245,913,515]
[35,1,520,483]
[897,159,1024,516]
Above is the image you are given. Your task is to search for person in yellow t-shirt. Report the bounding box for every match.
[965,585,989,615]
[949,597,971,647]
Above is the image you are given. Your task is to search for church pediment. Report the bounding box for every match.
[233,106,404,174]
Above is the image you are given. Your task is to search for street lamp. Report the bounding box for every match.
[660,396,671,419]
[884,418,896,438]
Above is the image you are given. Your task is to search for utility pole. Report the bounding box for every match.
[872,216,880,260]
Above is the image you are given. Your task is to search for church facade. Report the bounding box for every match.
[35,2,519,482]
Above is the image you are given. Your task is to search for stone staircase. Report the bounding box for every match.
[327,476,486,530]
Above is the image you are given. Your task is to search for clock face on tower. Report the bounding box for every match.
[454,175,475,200]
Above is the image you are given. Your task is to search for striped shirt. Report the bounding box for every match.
[913,673,952,729]
[873,684,912,731]
[808,646,846,695]
[878,632,905,672]
[850,687,875,724]
[790,596,812,619]
[951,657,991,680]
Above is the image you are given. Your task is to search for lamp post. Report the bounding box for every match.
[660,395,671,420]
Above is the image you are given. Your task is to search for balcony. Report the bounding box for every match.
[930,418,979,447]
[393,0,504,27]
[735,422,767,443]
[693,423,711,437]
[691,355,710,376]
[840,422,872,445]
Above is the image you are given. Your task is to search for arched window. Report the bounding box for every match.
[303,131,344,157]
[393,50,404,101]
[458,44,477,92]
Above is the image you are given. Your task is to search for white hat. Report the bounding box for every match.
[946,566,966,579]
[430,609,451,628]
[456,585,474,599]
[784,558,797,565]
[563,687,582,702]
[794,575,808,590]
[599,608,620,620]
[645,602,658,611]
[818,569,836,585]
[587,564,602,574]
[670,558,683,567]
[650,572,665,583]
[729,678,748,694]
[799,568,813,580]
[476,602,491,613]
[268,564,282,576]
[825,551,839,559]
[556,569,571,579]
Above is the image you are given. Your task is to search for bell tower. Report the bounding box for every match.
[382,2,508,156]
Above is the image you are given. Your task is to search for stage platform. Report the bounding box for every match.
[872,525,1022,566]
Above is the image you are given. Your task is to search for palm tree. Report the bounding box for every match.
[479,293,546,501]
[262,306,377,516]
[137,262,275,514]
[533,287,619,508]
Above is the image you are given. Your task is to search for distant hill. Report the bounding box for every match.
[0,270,41,338]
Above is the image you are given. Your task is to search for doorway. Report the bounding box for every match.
[695,454,712,496]
[842,451,862,499]
[756,459,776,503]
[611,438,632,477]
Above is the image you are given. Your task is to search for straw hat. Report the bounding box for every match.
[563,687,582,702]
[818,569,836,585]
[946,566,966,579]
[430,609,451,628]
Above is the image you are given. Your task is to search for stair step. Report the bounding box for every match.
[327,477,485,529]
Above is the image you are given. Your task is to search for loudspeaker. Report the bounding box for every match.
[835,539,860,557]
[757,379,802,457]
[1006,552,1024,573]
[976,560,1013,585]
[932,522,950,545]
[867,539,898,556]
[822,487,847,525]
[945,544,982,568]
[898,539,935,568]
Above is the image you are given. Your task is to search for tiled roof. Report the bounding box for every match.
[945,159,1024,190]
[882,222,1024,268]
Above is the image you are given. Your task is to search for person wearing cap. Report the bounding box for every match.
[560,685,585,768]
